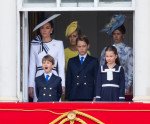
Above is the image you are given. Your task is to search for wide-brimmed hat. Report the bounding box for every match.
[65,21,78,38]
[101,14,125,35]
[33,14,61,32]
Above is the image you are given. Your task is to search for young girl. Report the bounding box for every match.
[65,35,99,101]
[96,45,125,101]
[100,14,133,95]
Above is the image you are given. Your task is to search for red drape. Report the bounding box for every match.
[0,103,150,124]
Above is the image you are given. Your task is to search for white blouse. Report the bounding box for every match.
[28,36,65,89]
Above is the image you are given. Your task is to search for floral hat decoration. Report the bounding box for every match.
[101,14,125,35]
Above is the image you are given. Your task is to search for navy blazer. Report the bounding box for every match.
[35,73,62,102]
[65,54,99,101]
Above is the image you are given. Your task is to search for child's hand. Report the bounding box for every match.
[126,85,131,95]
[62,86,65,95]
[93,98,96,102]
[29,87,34,98]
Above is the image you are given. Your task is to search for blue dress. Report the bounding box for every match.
[100,43,133,91]
[95,64,125,101]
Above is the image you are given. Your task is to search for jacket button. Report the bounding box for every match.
[49,94,51,97]
[43,94,46,96]
[77,83,79,85]
[84,83,87,85]
[77,75,79,78]
[44,87,46,90]
[49,88,52,90]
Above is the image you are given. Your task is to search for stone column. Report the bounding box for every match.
[0,0,19,102]
[133,0,150,102]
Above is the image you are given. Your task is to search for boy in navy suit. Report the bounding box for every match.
[65,35,99,101]
[35,55,62,102]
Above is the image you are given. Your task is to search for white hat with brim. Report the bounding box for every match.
[33,14,61,32]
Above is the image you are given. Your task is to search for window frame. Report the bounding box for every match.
[17,0,135,102]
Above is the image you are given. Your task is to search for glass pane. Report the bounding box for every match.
[24,0,56,3]
[99,0,132,7]
[61,0,94,7]
[99,0,131,2]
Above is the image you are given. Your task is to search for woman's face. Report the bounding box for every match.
[40,23,53,38]
[112,29,123,44]
[68,31,78,46]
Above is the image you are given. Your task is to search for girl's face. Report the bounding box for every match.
[68,31,78,46]
[105,51,117,65]
[77,41,89,56]
[112,29,123,44]
[40,23,53,38]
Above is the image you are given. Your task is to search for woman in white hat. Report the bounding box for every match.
[100,14,133,96]
[65,21,91,72]
[28,14,65,102]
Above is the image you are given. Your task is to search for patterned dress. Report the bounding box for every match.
[96,64,125,101]
[100,43,133,92]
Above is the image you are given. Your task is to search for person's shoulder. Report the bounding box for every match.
[88,55,97,59]
[87,50,91,55]
[64,48,70,53]
[123,43,133,50]
[99,64,107,71]
[52,74,62,82]
[88,55,98,62]
[115,64,124,71]
[35,73,44,81]
[68,55,78,62]
[52,39,63,44]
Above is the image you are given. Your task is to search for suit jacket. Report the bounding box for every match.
[35,73,62,102]
[65,54,99,101]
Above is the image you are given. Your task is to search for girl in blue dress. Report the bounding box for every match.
[100,15,133,94]
[96,45,125,101]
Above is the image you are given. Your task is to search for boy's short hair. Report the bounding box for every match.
[76,35,89,45]
[42,55,54,65]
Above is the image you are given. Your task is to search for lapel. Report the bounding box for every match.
[40,74,56,86]
[47,74,56,85]
[76,54,91,74]
[41,74,47,83]
[74,55,81,66]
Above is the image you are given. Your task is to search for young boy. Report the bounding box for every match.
[35,55,62,102]
[65,35,99,101]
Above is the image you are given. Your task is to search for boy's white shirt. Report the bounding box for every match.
[79,53,87,61]
[44,72,52,80]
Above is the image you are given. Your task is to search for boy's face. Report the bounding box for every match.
[42,60,54,74]
[77,41,89,56]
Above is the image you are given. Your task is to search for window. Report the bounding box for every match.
[61,0,94,7]
[24,0,56,3]
[22,0,134,9]
[18,0,135,102]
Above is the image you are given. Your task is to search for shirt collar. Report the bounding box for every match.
[79,53,87,60]
[44,72,52,78]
